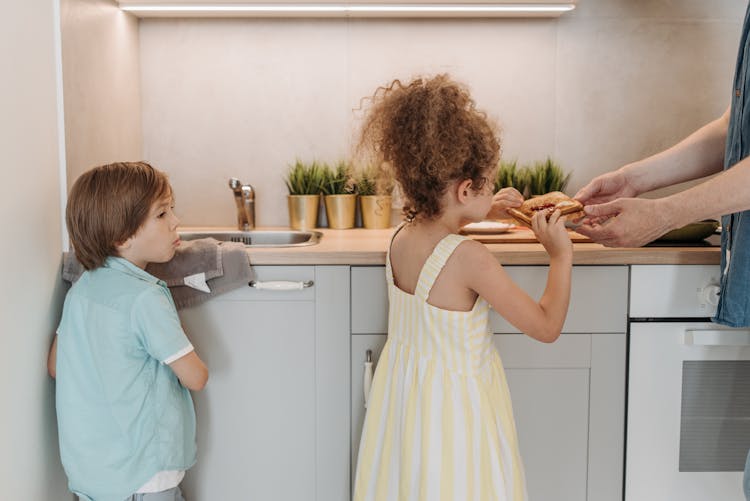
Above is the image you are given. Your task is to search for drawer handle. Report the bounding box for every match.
[364,350,373,408]
[683,329,750,346]
[248,280,314,291]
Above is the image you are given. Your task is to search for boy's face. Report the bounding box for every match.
[117,195,180,269]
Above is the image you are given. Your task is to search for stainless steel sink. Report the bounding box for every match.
[178,230,322,247]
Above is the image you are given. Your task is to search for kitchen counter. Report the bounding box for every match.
[183,227,722,266]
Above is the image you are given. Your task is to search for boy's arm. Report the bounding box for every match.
[169,351,208,391]
[47,335,58,379]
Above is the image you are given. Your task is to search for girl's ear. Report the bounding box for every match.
[456,179,474,204]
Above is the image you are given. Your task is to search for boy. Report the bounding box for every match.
[47,162,208,501]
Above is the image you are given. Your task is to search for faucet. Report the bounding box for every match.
[228,178,255,230]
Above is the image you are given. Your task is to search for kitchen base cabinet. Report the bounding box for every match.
[350,265,627,501]
[179,266,350,501]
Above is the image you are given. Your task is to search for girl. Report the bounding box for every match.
[353,75,573,501]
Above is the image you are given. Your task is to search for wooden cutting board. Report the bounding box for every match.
[463,226,592,244]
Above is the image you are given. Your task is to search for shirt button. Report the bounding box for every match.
[737,89,741,97]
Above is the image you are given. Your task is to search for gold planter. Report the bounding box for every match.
[360,195,392,229]
[287,194,320,230]
[324,194,357,229]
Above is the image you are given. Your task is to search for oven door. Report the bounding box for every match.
[626,322,750,501]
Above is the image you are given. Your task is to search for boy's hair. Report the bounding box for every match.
[66,161,172,270]
[357,74,500,221]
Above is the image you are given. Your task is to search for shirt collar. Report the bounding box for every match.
[103,256,165,286]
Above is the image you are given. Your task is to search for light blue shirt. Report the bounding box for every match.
[56,257,197,501]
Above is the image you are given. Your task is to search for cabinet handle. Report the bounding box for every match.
[683,329,750,346]
[248,280,314,291]
[364,350,373,409]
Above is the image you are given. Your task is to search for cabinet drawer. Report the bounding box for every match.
[630,265,721,318]
[212,265,315,301]
[351,266,628,334]
[490,266,628,333]
[351,266,389,333]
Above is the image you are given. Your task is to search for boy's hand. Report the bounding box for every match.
[486,187,524,219]
[531,209,573,260]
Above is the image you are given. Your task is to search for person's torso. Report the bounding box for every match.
[56,261,196,500]
[716,2,750,327]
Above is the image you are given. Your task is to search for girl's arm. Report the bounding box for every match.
[463,243,571,343]
[461,211,573,343]
[47,335,57,378]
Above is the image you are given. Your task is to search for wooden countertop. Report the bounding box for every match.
[182,227,722,266]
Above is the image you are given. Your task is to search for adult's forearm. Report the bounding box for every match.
[662,155,750,228]
[624,108,730,193]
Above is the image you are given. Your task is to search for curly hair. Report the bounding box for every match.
[357,74,500,221]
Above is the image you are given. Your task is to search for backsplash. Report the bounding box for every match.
[132,1,745,227]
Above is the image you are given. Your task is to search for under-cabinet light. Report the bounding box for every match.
[119,3,576,17]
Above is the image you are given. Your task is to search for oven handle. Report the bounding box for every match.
[683,329,750,346]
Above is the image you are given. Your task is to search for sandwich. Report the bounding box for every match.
[507,191,584,227]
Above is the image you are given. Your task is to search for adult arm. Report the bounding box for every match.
[576,106,730,204]
[579,154,750,247]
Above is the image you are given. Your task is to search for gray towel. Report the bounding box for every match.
[62,238,253,310]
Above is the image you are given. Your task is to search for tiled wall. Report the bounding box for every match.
[139,0,747,227]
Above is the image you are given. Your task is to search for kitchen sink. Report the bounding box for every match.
[178,230,322,247]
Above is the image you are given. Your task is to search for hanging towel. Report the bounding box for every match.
[62,238,253,310]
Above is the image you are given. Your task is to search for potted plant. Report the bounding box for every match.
[494,158,571,198]
[355,163,394,229]
[527,157,572,197]
[321,161,357,229]
[284,160,325,230]
[494,159,531,198]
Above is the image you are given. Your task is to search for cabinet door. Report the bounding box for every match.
[178,266,350,501]
[495,334,590,501]
[350,334,388,488]
[504,368,589,501]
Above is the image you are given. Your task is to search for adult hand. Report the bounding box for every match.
[486,187,523,219]
[575,198,673,247]
[574,170,639,205]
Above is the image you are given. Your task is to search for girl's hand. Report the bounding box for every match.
[486,187,524,219]
[531,209,572,260]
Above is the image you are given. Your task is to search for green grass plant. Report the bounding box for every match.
[354,163,394,196]
[321,160,355,195]
[528,157,571,196]
[284,160,326,195]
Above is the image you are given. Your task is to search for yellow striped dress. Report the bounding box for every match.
[353,230,528,501]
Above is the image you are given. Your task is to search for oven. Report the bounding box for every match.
[626,265,750,501]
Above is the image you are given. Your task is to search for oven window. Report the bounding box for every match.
[679,360,750,472]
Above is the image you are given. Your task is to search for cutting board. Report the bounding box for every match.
[463,226,592,244]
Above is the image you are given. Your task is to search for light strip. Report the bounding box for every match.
[120,3,576,15]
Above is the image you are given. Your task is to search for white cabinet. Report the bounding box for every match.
[179,266,350,501]
[350,265,627,501]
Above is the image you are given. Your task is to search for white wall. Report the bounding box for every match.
[61,0,142,186]
[138,0,747,227]
[0,1,70,499]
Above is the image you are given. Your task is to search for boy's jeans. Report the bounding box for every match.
[126,487,185,501]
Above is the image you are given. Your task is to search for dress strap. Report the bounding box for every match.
[413,233,469,302]
[385,222,408,288]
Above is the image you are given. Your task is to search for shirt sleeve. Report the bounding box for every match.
[132,286,192,364]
